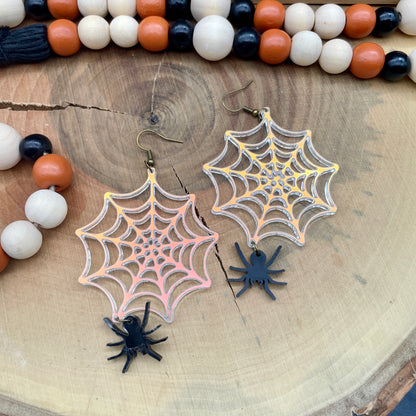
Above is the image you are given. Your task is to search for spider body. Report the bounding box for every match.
[104,301,167,373]
[228,242,286,300]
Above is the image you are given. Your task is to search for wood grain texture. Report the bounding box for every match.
[0,8,416,416]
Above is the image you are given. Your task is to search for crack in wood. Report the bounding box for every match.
[213,249,242,313]
[171,166,190,195]
[0,100,129,115]
[170,166,243,315]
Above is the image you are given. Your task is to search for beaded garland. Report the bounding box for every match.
[0,0,415,81]
[0,123,72,273]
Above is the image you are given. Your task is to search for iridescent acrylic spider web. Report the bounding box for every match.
[76,169,218,323]
[203,108,339,246]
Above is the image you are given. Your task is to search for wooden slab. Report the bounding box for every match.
[0,18,416,416]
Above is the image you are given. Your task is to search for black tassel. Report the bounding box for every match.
[0,24,51,67]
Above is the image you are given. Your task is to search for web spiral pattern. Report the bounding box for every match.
[203,108,339,246]
[76,170,218,323]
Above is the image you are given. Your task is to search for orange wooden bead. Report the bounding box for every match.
[344,4,376,38]
[136,0,165,18]
[138,16,169,52]
[259,29,291,64]
[47,19,81,56]
[32,154,73,192]
[349,42,385,79]
[0,245,10,273]
[47,0,79,20]
[254,0,285,33]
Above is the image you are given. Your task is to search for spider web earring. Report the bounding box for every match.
[76,130,218,372]
[203,81,339,300]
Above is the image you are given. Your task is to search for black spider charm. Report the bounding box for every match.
[228,242,286,300]
[103,301,168,373]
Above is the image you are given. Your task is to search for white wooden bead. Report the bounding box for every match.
[191,0,231,22]
[0,0,25,28]
[25,190,68,229]
[319,39,353,74]
[397,0,416,36]
[1,220,42,260]
[409,48,416,83]
[284,3,315,36]
[110,15,139,48]
[78,15,111,50]
[0,123,22,170]
[108,0,136,17]
[314,4,346,39]
[77,0,108,17]
[193,15,234,61]
[290,31,322,66]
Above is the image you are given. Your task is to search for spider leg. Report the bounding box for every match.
[147,336,168,345]
[140,301,151,331]
[122,351,132,373]
[265,245,282,268]
[103,317,127,338]
[267,268,285,274]
[143,324,161,336]
[107,350,125,361]
[234,242,250,267]
[235,279,250,297]
[227,274,247,282]
[263,281,277,301]
[145,345,163,361]
[230,266,248,272]
[268,276,287,285]
[107,341,124,347]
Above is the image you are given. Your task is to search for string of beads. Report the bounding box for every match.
[0,0,415,80]
[0,124,72,272]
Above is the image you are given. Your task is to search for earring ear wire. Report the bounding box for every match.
[221,80,260,119]
[136,128,184,168]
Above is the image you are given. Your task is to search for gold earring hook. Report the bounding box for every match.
[221,80,261,119]
[136,129,183,169]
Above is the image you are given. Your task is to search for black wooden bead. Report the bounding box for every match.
[373,7,400,37]
[169,19,194,52]
[24,0,50,21]
[381,51,411,81]
[166,0,191,20]
[233,27,260,60]
[19,134,52,161]
[229,0,255,28]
